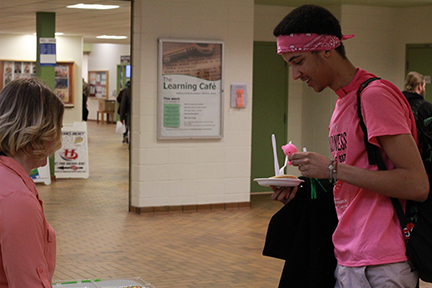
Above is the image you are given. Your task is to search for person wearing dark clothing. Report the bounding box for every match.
[119,81,131,143]
[82,78,89,121]
[402,71,432,125]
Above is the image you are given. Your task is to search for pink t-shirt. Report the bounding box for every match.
[0,156,56,288]
[329,68,416,267]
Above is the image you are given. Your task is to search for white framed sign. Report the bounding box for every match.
[54,122,89,179]
[39,37,56,66]
[30,158,51,185]
[158,39,224,139]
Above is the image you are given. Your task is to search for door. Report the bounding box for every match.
[250,42,288,193]
[406,44,432,103]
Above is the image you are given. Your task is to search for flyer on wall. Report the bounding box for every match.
[55,64,69,103]
[158,39,224,139]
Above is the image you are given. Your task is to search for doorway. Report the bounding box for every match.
[250,42,288,193]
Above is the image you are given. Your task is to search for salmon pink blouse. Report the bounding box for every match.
[0,155,56,288]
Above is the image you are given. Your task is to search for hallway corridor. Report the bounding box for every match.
[37,121,284,287]
[37,121,432,287]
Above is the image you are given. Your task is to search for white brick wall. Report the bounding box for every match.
[132,0,254,207]
[131,2,432,208]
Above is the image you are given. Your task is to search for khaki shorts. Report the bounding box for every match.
[334,261,418,288]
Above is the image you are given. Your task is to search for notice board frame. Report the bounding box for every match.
[88,70,109,99]
[157,38,224,140]
[0,60,75,107]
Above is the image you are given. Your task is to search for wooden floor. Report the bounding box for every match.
[38,121,285,287]
[37,121,432,288]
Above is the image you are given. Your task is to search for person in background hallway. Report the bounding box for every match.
[270,5,428,287]
[402,71,432,126]
[119,80,131,144]
[116,85,124,140]
[0,78,64,287]
[82,78,89,121]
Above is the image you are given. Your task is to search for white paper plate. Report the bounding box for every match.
[254,177,304,187]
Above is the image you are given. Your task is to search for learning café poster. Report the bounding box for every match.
[158,39,223,139]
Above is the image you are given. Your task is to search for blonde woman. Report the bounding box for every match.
[0,78,64,287]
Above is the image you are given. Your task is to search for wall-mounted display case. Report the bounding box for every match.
[0,60,75,107]
[88,70,109,99]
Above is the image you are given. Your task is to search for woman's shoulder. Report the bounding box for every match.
[0,164,33,200]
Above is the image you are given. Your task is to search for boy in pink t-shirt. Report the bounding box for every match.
[330,68,414,267]
[270,4,429,288]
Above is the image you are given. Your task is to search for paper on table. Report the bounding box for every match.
[272,134,280,176]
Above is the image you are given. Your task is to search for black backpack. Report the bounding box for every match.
[407,97,432,173]
[357,78,432,282]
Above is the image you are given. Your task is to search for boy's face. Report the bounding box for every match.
[281,50,333,92]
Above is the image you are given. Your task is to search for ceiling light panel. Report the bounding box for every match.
[67,3,119,10]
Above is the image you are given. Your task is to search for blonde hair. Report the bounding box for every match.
[405,71,425,92]
[0,78,64,160]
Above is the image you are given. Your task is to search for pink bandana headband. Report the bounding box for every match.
[277,33,354,54]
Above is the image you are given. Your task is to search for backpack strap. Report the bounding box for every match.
[356,78,386,170]
[356,78,408,233]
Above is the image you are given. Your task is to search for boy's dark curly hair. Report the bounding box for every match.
[273,5,347,59]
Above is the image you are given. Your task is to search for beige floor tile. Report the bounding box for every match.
[38,121,432,288]
[37,121,284,287]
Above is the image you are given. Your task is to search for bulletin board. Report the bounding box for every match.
[0,60,75,107]
[55,62,75,107]
[157,39,224,139]
[88,70,109,99]
[1,61,35,86]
